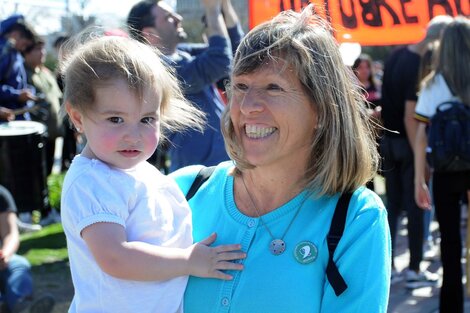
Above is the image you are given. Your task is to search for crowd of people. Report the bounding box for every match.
[0,1,469,312]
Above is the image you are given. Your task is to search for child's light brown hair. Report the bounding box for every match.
[60,31,205,141]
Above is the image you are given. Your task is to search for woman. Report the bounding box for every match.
[172,5,391,312]
[352,53,383,191]
[352,53,382,109]
[414,16,470,313]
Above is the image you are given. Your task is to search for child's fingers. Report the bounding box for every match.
[199,232,217,246]
[216,261,244,271]
[217,251,246,262]
[211,270,234,280]
[215,244,242,253]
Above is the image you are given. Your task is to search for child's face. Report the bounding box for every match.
[69,79,161,170]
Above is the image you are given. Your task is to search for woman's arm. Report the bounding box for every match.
[82,222,245,281]
[414,123,432,209]
[320,194,391,312]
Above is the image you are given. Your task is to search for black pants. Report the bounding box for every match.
[61,121,77,171]
[433,170,470,313]
[381,136,423,271]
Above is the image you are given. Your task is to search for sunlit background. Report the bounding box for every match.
[0,0,177,35]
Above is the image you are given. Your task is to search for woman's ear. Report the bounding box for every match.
[66,102,83,133]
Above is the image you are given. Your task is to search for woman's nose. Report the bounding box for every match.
[239,89,264,114]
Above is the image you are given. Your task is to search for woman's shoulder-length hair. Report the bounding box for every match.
[222,4,379,197]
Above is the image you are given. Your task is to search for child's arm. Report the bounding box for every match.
[82,222,245,281]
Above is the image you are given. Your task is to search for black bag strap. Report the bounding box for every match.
[326,192,353,296]
[185,166,216,201]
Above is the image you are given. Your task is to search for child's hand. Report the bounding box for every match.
[186,233,245,280]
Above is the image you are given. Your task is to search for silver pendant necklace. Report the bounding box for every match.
[241,174,307,256]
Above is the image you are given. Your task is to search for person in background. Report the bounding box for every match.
[0,185,55,313]
[182,0,244,104]
[0,15,37,121]
[171,5,390,312]
[24,35,64,177]
[414,16,470,313]
[352,53,382,191]
[352,53,382,109]
[53,35,78,171]
[127,0,240,172]
[380,14,452,288]
[416,40,441,261]
[23,35,63,227]
[60,34,245,312]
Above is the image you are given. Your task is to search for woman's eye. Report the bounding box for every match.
[108,117,123,124]
[141,117,156,124]
[233,83,249,93]
[267,84,283,91]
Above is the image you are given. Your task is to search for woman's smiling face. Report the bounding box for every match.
[230,59,317,169]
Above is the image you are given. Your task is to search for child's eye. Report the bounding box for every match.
[108,117,123,124]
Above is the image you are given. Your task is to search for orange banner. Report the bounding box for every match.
[249,0,469,46]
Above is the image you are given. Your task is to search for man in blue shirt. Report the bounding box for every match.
[127,0,243,172]
[0,15,37,120]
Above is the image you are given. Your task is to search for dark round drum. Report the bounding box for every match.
[0,121,49,214]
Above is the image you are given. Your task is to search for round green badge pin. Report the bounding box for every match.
[294,241,318,264]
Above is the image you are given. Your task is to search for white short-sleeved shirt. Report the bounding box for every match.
[415,74,457,123]
[61,155,192,313]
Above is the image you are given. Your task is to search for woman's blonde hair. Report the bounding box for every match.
[422,16,470,104]
[60,30,205,142]
[222,5,379,196]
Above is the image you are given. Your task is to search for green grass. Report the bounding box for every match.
[19,223,68,266]
[47,173,66,210]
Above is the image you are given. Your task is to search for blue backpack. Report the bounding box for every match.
[426,100,470,173]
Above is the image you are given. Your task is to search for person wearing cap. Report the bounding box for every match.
[0,15,37,120]
[127,0,243,172]
[380,15,453,289]
[24,35,63,177]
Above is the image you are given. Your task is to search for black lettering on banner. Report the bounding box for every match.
[361,0,401,27]
[400,0,418,23]
[428,0,458,17]
[361,0,382,26]
[340,0,358,28]
[454,0,467,15]
[280,0,296,11]
[339,0,402,29]
[280,0,311,11]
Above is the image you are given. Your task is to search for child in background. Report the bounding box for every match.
[60,34,245,313]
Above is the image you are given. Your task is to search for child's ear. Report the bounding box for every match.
[66,102,84,133]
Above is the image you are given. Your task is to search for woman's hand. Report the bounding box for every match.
[186,233,245,280]
[415,181,432,210]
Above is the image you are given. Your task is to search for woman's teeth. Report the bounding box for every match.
[245,125,276,139]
